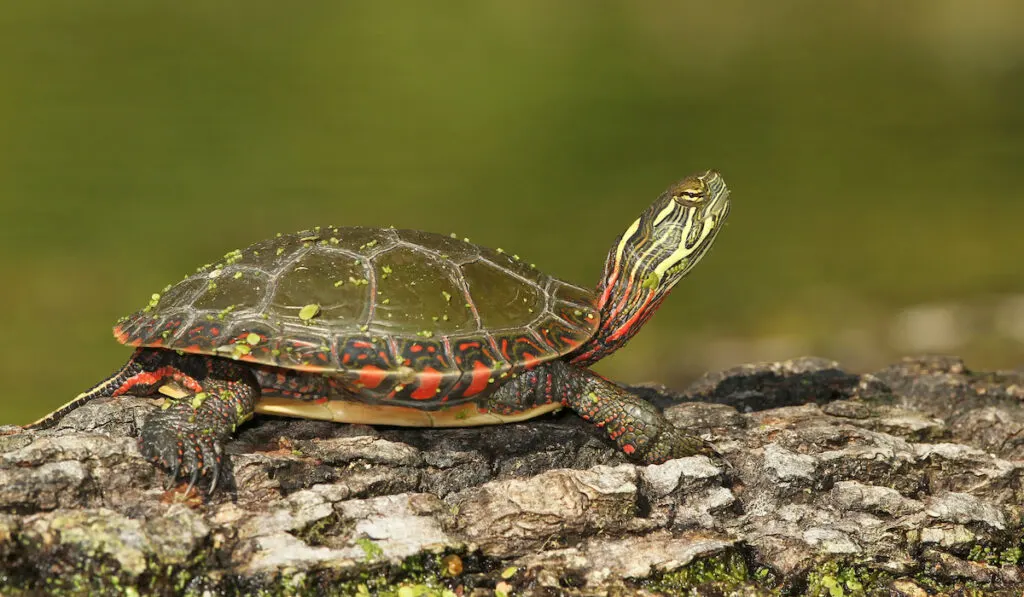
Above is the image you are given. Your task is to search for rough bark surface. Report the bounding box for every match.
[2,356,1024,596]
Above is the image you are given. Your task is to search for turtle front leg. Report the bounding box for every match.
[138,356,259,493]
[489,360,714,464]
[565,371,713,463]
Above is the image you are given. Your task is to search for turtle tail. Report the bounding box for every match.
[24,354,145,430]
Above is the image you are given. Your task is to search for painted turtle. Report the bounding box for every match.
[30,170,730,492]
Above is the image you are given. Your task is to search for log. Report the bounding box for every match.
[2,356,1022,595]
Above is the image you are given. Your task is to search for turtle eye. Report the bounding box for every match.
[671,179,708,206]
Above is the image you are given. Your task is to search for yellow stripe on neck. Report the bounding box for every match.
[652,218,715,281]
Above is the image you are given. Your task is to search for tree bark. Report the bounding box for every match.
[1,356,1022,595]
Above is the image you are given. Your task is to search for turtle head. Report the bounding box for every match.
[571,170,730,367]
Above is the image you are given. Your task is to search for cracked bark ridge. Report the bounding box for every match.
[2,355,1024,595]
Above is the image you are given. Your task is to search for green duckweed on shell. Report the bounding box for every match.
[143,293,161,312]
[298,304,321,322]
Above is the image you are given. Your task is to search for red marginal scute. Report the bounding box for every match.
[356,365,387,389]
[464,361,491,397]
[410,367,442,400]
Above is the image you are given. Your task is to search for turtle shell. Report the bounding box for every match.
[114,226,599,404]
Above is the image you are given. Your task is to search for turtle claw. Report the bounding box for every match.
[166,454,182,490]
[207,444,223,494]
[139,417,225,495]
[189,433,221,495]
[185,465,201,496]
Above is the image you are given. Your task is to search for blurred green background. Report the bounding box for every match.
[3,1,1024,425]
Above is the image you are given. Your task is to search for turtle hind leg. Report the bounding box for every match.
[139,359,259,494]
[24,348,204,430]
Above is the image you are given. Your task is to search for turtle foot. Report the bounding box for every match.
[644,427,718,463]
[139,412,224,494]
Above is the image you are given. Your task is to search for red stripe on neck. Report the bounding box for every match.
[606,293,654,342]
